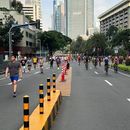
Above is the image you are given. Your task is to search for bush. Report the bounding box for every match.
[118,64,130,72]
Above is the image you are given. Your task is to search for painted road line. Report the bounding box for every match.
[45,67,50,70]
[127,98,130,102]
[110,69,130,78]
[118,71,130,78]
[90,67,92,70]
[94,71,99,75]
[6,79,22,86]
[104,80,113,86]
[34,71,40,75]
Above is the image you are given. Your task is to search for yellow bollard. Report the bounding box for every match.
[23,95,29,130]
[39,84,44,114]
[52,74,56,93]
[47,78,51,101]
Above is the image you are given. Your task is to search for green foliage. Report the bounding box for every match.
[38,30,72,55]
[0,15,23,49]
[118,64,130,71]
[113,29,130,51]
[11,0,23,13]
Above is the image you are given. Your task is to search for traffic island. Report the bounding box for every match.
[19,90,62,130]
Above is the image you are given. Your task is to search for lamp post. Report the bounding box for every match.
[8,21,39,58]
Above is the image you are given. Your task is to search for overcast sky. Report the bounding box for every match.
[41,0,122,31]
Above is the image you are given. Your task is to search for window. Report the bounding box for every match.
[26,41,29,46]
[26,32,28,37]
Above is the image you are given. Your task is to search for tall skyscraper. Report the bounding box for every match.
[53,0,65,34]
[65,0,94,39]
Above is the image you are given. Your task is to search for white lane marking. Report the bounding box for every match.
[7,82,12,85]
[94,71,99,75]
[110,69,130,78]
[90,67,92,70]
[127,98,130,102]
[34,71,40,75]
[7,78,22,85]
[104,80,113,86]
[0,77,6,81]
[118,71,130,78]
[45,67,49,70]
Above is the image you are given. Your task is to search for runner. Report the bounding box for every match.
[21,57,26,73]
[5,54,22,97]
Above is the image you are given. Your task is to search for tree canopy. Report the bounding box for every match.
[38,30,72,55]
[0,15,23,49]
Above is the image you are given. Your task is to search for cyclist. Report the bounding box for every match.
[5,54,22,97]
[56,56,61,69]
[114,56,119,73]
[94,57,98,68]
[77,55,81,65]
[104,56,109,75]
[84,55,89,70]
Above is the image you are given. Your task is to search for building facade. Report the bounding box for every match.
[98,0,130,34]
[0,0,11,10]
[20,0,42,28]
[0,10,36,55]
[65,0,94,39]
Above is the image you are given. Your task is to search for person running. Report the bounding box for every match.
[5,54,22,97]
[27,58,32,72]
[21,57,26,73]
[39,57,44,73]
[32,56,38,69]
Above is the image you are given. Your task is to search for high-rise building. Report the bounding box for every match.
[98,0,130,34]
[65,0,94,39]
[53,0,65,34]
[19,0,42,28]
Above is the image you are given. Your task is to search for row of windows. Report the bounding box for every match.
[26,32,34,39]
[26,41,33,47]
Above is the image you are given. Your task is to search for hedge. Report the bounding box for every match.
[118,64,130,72]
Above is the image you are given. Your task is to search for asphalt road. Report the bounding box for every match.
[0,63,60,130]
[52,61,130,130]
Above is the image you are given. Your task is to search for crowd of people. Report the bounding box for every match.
[74,54,120,74]
[5,54,71,97]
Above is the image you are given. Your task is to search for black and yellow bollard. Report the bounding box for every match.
[52,73,56,93]
[23,95,29,130]
[47,78,51,101]
[39,84,44,114]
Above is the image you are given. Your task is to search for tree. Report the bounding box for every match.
[87,33,107,56]
[11,0,23,14]
[0,15,23,49]
[113,29,130,52]
[38,31,72,55]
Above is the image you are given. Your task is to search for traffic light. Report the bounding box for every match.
[36,19,40,29]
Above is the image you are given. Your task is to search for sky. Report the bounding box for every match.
[41,0,122,31]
